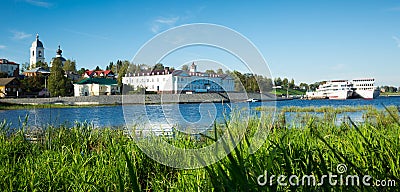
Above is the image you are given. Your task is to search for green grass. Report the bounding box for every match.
[268,105,375,113]
[271,88,306,96]
[0,102,119,110]
[380,92,400,96]
[0,106,399,191]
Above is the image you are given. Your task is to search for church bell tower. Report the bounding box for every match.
[30,34,45,69]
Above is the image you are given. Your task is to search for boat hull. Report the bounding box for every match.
[352,89,380,99]
[328,90,353,100]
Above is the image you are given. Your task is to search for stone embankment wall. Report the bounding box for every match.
[1,93,276,105]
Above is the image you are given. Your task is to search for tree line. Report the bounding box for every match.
[24,58,398,97]
[20,59,77,97]
[95,62,315,93]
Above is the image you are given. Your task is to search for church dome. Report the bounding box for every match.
[53,57,67,62]
[56,46,62,55]
[52,45,66,63]
[32,34,44,48]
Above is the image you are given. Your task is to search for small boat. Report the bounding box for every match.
[246,98,259,102]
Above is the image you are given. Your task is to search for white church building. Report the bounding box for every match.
[30,34,45,69]
[122,63,235,94]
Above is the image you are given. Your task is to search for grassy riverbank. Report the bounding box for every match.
[0,102,118,110]
[380,92,400,96]
[270,88,306,96]
[0,106,399,191]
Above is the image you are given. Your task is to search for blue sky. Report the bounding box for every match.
[1,0,400,86]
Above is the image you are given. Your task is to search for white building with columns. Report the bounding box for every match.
[122,63,235,94]
[30,34,45,69]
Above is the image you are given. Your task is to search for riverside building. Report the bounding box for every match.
[0,59,19,77]
[122,63,235,94]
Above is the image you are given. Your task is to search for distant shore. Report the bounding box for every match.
[0,92,284,110]
[380,92,400,96]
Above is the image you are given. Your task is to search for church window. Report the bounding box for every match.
[32,51,34,56]
[39,51,42,57]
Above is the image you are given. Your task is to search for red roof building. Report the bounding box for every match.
[83,70,115,78]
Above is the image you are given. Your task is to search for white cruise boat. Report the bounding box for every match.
[306,80,353,100]
[350,78,380,99]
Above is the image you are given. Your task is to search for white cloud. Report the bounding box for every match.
[150,6,205,34]
[393,36,400,48]
[11,31,32,40]
[155,17,179,25]
[151,25,160,34]
[24,0,52,8]
[0,45,6,49]
[151,16,180,34]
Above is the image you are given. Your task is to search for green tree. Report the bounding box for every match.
[153,63,165,71]
[140,64,150,72]
[388,86,397,92]
[95,66,102,71]
[282,78,289,88]
[265,78,273,91]
[181,64,189,71]
[116,60,123,73]
[63,59,77,72]
[274,77,282,86]
[21,75,45,93]
[299,83,309,90]
[21,62,30,73]
[232,70,245,92]
[205,70,216,74]
[77,68,86,75]
[107,62,115,71]
[0,72,8,78]
[117,61,130,87]
[48,59,68,97]
[257,76,273,93]
[35,61,49,70]
[127,63,139,74]
[244,73,259,92]
[309,81,323,91]
[289,78,295,89]
[256,76,267,93]
[216,68,224,74]
[125,62,149,75]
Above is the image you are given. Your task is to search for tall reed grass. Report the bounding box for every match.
[0,106,399,191]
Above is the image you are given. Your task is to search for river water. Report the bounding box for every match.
[1,96,399,129]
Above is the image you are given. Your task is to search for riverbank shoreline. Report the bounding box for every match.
[0,92,288,110]
[381,94,400,97]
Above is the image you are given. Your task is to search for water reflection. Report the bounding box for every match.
[0,97,399,130]
[284,111,366,128]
